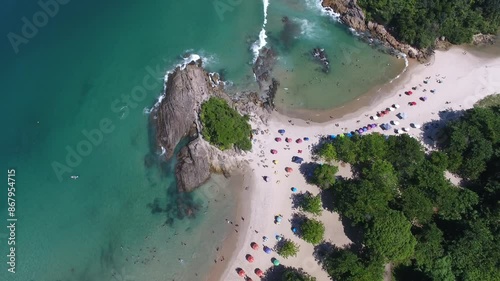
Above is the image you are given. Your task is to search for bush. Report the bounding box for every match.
[301,193,323,216]
[277,239,300,258]
[200,97,252,151]
[301,218,325,245]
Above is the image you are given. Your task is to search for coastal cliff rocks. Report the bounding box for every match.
[472,34,497,46]
[322,0,427,62]
[155,60,208,160]
[154,60,243,193]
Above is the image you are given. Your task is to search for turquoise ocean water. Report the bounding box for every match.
[0,0,403,280]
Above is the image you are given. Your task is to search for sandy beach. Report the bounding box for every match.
[208,46,500,281]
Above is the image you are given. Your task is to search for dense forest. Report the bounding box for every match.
[358,0,500,48]
[314,105,500,280]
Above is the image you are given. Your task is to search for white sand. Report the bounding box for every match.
[214,46,500,281]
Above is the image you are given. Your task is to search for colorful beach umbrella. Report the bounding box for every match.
[246,254,254,263]
[291,187,298,192]
[285,137,292,143]
[251,242,259,250]
[271,149,277,154]
[278,129,285,135]
[264,246,272,254]
[238,269,246,277]
[255,269,264,277]
[275,137,282,142]
[273,259,280,266]
[285,167,293,173]
[303,137,310,141]
[296,138,303,143]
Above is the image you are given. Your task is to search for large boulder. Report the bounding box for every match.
[176,138,211,193]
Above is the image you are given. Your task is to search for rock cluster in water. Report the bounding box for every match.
[312,47,330,73]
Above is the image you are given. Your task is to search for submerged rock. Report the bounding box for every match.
[312,47,330,73]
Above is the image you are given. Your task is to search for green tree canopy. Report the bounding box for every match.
[332,179,392,223]
[301,193,323,216]
[281,267,317,281]
[364,210,416,263]
[312,164,338,189]
[324,248,384,281]
[300,218,325,245]
[200,97,252,151]
[277,239,300,259]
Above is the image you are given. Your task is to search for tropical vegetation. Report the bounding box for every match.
[200,97,252,151]
[358,0,500,48]
[277,239,300,258]
[316,105,500,280]
[300,218,325,245]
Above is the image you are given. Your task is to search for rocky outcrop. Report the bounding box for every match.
[322,0,428,62]
[155,60,208,160]
[472,33,496,46]
[154,60,243,192]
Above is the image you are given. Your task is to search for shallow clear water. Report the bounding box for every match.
[267,0,405,110]
[0,0,404,280]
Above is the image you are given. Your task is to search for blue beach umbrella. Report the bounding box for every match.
[278,129,285,135]
[330,134,336,139]
[264,246,272,254]
[291,187,298,192]
[292,227,297,233]
[304,137,310,141]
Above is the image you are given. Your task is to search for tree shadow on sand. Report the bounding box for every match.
[421,109,465,147]
[319,188,335,212]
[289,213,307,238]
[298,162,319,184]
[291,192,306,210]
[339,216,364,246]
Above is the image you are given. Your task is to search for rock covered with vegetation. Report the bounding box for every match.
[358,0,499,49]
[154,61,252,192]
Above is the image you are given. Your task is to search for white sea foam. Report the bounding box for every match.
[252,0,270,62]
[149,51,227,112]
[306,0,340,20]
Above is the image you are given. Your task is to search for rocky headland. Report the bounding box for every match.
[154,60,260,192]
[321,0,428,61]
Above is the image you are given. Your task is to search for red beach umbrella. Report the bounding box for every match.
[296,138,303,143]
[255,269,264,277]
[251,242,259,250]
[271,149,277,154]
[275,137,282,142]
[246,254,254,263]
[409,102,417,106]
[285,167,293,173]
[238,269,246,277]
[285,137,292,143]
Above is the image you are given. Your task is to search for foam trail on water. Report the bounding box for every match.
[252,0,270,61]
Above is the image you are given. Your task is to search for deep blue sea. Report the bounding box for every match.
[0,0,403,280]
